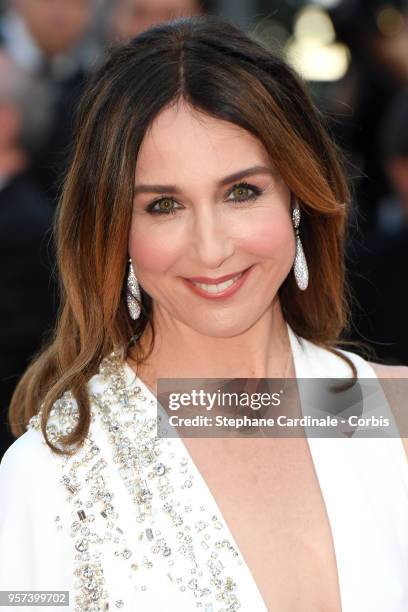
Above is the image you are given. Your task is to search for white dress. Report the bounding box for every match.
[0,322,407,612]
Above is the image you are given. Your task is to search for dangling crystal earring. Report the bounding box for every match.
[292,201,309,290]
[127,257,142,320]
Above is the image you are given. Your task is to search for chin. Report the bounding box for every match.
[181,314,258,339]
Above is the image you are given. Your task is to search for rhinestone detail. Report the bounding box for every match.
[28,351,244,611]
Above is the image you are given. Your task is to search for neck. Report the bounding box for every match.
[129,297,295,389]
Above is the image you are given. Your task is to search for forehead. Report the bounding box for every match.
[135,102,270,181]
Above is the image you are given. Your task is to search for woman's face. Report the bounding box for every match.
[129,101,295,337]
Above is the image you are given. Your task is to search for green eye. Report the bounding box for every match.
[229,182,262,202]
[232,185,251,199]
[145,181,263,216]
[157,199,174,212]
[148,197,179,215]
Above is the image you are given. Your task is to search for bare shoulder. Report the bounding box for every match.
[368,362,408,461]
[368,362,408,378]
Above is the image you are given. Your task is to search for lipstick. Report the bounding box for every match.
[182,265,254,300]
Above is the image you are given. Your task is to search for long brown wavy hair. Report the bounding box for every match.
[9,14,368,455]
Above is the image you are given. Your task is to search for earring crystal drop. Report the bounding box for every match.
[292,203,309,291]
[127,258,142,320]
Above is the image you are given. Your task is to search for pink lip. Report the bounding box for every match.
[182,265,254,300]
[186,266,252,284]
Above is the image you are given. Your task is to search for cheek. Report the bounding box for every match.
[128,205,294,272]
[237,210,294,259]
[129,222,180,273]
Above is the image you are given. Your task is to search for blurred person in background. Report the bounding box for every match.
[0,51,57,458]
[0,0,97,202]
[345,87,408,365]
[108,0,209,42]
[329,0,408,235]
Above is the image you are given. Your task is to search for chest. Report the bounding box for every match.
[181,436,342,612]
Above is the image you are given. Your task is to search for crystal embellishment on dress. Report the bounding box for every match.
[28,351,246,611]
[28,395,112,611]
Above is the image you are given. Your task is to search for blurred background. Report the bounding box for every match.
[1,0,408,457]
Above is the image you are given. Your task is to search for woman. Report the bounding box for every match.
[0,14,407,612]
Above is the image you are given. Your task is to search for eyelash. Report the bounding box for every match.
[145,181,263,216]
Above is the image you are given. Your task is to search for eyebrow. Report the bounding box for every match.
[133,165,275,195]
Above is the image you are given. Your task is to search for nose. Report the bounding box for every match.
[190,204,235,269]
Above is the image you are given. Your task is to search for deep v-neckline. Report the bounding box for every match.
[123,321,344,611]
